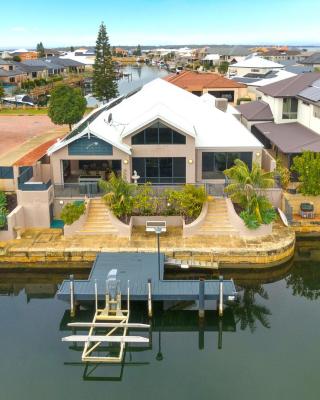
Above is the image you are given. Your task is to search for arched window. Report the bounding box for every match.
[131,121,186,145]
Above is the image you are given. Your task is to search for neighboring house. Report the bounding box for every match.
[23,59,65,76]
[115,48,128,57]
[9,49,38,61]
[259,49,302,62]
[202,54,220,67]
[44,57,85,73]
[0,60,27,84]
[164,71,248,104]
[236,72,320,169]
[301,53,320,69]
[228,56,284,78]
[233,69,296,99]
[47,78,262,187]
[12,61,48,80]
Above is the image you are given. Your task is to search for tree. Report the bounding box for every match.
[218,61,229,74]
[12,55,21,62]
[70,46,75,52]
[36,42,45,58]
[224,159,276,229]
[48,85,86,130]
[0,83,5,102]
[134,44,142,56]
[291,151,320,195]
[92,22,118,102]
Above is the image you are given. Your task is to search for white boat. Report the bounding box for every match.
[3,94,34,106]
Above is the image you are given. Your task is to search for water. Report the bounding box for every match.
[0,238,320,400]
[86,64,169,107]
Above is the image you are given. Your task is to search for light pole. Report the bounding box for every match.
[154,226,162,280]
[145,221,167,281]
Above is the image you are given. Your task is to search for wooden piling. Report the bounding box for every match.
[198,279,205,319]
[70,274,75,317]
[147,279,152,318]
[218,275,224,317]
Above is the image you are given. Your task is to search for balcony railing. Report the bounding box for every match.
[54,183,101,198]
[18,166,52,191]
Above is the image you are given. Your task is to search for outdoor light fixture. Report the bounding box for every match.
[59,200,64,205]
[123,159,128,164]
[256,152,260,157]
[188,159,193,164]
[181,261,189,269]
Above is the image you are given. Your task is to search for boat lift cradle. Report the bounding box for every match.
[62,269,150,363]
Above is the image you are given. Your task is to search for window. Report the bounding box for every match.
[132,157,186,184]
[314,106,320,119]
[202,152,252,179]
[0,166,14,179]
[131,121,186,145]
[282,97,298,119]
[251,68,260,73]
[208,90,234,102]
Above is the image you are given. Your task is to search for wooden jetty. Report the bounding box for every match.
[57,252,237,315]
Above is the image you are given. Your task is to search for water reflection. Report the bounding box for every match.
[231,285,271,333]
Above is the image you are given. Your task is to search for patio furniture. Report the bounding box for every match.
[300,203,314,219]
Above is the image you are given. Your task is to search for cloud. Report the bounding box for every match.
[10,26,27,32]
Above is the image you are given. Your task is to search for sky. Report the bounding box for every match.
[1,0,320,49]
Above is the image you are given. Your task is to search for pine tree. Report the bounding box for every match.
[36,42,45,58]
[136,44,142,56]
[92,22,118,102]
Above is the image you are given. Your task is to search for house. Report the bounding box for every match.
[0,60,27,84]
[164,71,248,104]
[301,53,320,69]
[228,56,284,78]
[9,49,38,61]
[22,59,65,76]
[236,72,320,169]
[259,49,302,63]
[202,54,220,67]
[47,78,262,188]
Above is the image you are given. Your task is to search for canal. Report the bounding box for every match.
[0,237,319,400]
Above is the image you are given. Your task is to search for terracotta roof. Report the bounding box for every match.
[164,71,247,90]
[14,138,60,166]
[236,100,274,121]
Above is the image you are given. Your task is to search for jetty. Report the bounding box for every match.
[57,252,237,314]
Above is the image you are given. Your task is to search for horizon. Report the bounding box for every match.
[1,0,320,49]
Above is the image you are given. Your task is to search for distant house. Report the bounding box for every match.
[164,71,248,104]
[259,49,302,63]
[202,54,220,67]
[23,59,65,76]
[228,56,284,78]
[301,53,320,69]
[236,72,320,169]
[9,49,38,61]
[115,48,128,57]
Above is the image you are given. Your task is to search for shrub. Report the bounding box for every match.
[60,202,85,225]
[291,151,320,195]
[274,157,290,189]
[0,191,8,229]
[133,183,159,216]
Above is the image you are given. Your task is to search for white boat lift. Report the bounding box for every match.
[61,270,150,363]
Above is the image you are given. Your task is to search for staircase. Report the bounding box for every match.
[79,198,118,235]
[196,198,238,236]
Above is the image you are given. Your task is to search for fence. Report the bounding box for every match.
[283,196,293,225]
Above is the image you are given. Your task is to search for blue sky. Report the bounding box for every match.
[1,0,320,48]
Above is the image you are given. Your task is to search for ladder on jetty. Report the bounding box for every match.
[62,270,150,363]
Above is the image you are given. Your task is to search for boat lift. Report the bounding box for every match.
[62,269,150,363]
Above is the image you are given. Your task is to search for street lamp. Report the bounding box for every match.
[146,221,167,280]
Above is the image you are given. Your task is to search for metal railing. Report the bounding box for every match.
[54,183,102,198]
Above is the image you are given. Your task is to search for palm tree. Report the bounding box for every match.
[224,159,275,208]
[231,285,271,333]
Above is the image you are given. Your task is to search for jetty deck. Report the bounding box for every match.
[57,252,237,302]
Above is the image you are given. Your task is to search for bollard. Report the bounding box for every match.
[70,274,75,317]
[147,279,153,318]
[94,280,98,311]
[198,279,205,319]
[218,275,224,317]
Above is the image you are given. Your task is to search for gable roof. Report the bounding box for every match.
[230,56,284,69]
[233,70,296,87]
[297,78,320,104]
[236,100,274,121]
[164,71,247,90]
[48,78,262,156]
[258,72,320,97]
[302,52,320,65]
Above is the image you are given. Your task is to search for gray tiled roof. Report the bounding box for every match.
[298,78,320,103]
[236,100,274,121]
[302,52,320,65]
[258,72,320,97]
[45,57,84,67]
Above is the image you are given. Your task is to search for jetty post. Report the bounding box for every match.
[147,279,153,318]
[94,279,98,311]
[198,279,205,319]
[70,274,75,317]
[218,275,224,317]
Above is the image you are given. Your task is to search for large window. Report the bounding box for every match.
[132,157,186,184]
[208,90,235,102]
[131,121,186,145]
[202,152,252,179]
[282,97,298,119]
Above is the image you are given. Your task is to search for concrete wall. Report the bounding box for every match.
[257,188,283,208]
[262,148,277,172]
[298,100,320,134]
[0,205,25,240]
[132,215,183,227]
[202,87,249,105]
[63,199,89,236]
[229,66,281,77]
[16,186,54,227]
